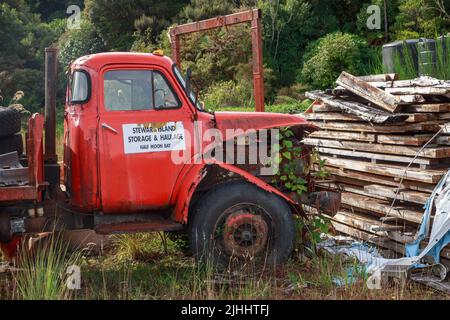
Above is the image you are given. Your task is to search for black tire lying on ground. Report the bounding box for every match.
[189,181,295,269]
[0,107,21,138]
[0,133,23,155]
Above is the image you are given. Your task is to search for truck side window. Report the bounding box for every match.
[153,72,180,109]
[104,70,153,111]
[71,71,89,103]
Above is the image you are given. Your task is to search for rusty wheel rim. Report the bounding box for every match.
[216,204,270,259]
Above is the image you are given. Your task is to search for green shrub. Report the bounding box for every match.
[210,100,312,114]
[266,100,312,114]
[202,80,253,110]
[299,32,374,89]
[58,19,105,70]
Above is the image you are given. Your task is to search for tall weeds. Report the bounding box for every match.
[13,233,81,300]
[370,37,450,80]
[436,36,450,80]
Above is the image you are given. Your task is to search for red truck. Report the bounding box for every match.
[0,49,339,267]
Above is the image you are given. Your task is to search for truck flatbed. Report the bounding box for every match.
[0,114,45,203]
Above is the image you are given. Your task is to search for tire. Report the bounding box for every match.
[0,133,23,155]
[189,181,295,269]
[0,107,21,138]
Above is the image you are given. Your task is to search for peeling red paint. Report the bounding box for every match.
[214,111,318,136]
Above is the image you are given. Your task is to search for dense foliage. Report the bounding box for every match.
[299,32,375,89]
[0,0,448,112]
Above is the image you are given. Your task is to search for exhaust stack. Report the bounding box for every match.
[43,47,60,189]
[44,47,58,163]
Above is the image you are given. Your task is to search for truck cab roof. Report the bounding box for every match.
[71,52,175,71]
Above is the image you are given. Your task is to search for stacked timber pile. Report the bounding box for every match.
[303,72,450,263]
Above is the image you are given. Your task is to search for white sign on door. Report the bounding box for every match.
[122,122,186,154]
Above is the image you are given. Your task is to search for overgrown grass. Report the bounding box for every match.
[0,232,445,300]
[369,39,450,80]
[65,233,448,300]
[436,36,450,80]
[12,233,82,300]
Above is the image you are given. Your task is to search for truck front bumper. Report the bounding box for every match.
[305,191,341,216]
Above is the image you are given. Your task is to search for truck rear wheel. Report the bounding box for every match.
[189,181,295,268]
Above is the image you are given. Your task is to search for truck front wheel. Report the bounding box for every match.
[189,181,295,268]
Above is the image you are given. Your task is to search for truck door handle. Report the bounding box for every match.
[101,123,118,134]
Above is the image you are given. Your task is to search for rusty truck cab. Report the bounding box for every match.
[65,52,206,215]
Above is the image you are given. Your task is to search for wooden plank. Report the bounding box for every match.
[305,90,408,124]
[336,71,400,113]
[309,130,376,143]
[438,113,450,120]
[333,210,415,236]
[370,78,450,88]
[403,113,437,122]
[330,219,411,255]
[317,181,388,201]
[333,211,408,236]
[403,104,450,113]
[308,120,439,133]
[376,134,434,146]
[316,182,388,204]
[437,136,450,145]
[385,86,450,95]
[303,137,450,158]
[357,74,398,82]
[393,94,426,104]
[322,165,435,193]
[340,192,423,224]
[322,156,446,183]
[311,104,339,113]
[318,181,428,205]
[363,184,429,205]
[304,112,434,123]
[330,219,450,263]
[441,124,450,134]
[307,205,415,241]
[304,113,361,122]
[315,146,435,165]
[333,86,426,103]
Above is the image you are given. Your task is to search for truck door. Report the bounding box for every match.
[98,65,194,213]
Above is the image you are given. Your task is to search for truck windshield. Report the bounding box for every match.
[173,64,202,110]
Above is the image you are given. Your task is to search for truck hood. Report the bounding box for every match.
[213,111,317,133]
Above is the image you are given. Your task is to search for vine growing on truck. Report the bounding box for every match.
[274,127,331,249]
[274,127,308,195]
[273,127,328,195]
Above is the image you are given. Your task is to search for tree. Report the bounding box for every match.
[258,0,336,86]
[0,1,65,112]
[58,18,105,69]
[392,0,450,39]
[180,0,237,22]
[356,0,400,43]
[85,0,187,51]
[25,0,84,21]
[299,32,374,89]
